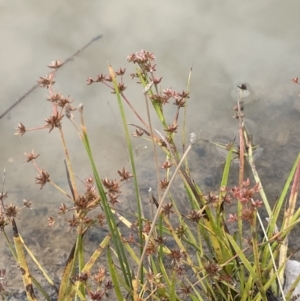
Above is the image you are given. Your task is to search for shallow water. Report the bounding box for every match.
[0,0,300,298]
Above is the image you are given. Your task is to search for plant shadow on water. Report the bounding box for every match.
[0,51,300,301]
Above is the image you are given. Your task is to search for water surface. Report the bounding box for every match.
[0,0,300,297]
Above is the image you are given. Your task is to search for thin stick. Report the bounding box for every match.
[144,93,161,202]
[0,168,6,214]
[237,94,245,185]
[136,143,193,280]
[0,35,103,119]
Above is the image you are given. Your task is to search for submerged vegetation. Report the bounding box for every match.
[0,50,300,301]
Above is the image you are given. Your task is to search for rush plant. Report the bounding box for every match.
[0,50,299,301]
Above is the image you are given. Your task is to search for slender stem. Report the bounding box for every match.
[144,93,162,203]
[59,127,78,201]
[136,143,193,279]
[121,93,150,132]
[49,180,71,198]
[279,159,300,286]
[3,230,17,261]
[248,141,271,216]
[237,93,244,185]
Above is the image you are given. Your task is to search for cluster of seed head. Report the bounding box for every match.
[222,179,262,224]
[70,268,113,300]
[15,60,76,138]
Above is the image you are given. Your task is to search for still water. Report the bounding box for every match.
[0,0,300,298]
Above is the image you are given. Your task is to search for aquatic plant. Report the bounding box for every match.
[0,50,300,301]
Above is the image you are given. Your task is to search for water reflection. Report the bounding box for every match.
[213,139,264,164]
[210,116,264,163]
[230,82,255,103]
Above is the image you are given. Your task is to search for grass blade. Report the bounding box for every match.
[12,219,37,301]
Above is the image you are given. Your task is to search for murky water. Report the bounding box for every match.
[1,0,300,298]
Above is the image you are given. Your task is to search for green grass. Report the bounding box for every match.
[0,51,300,301]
